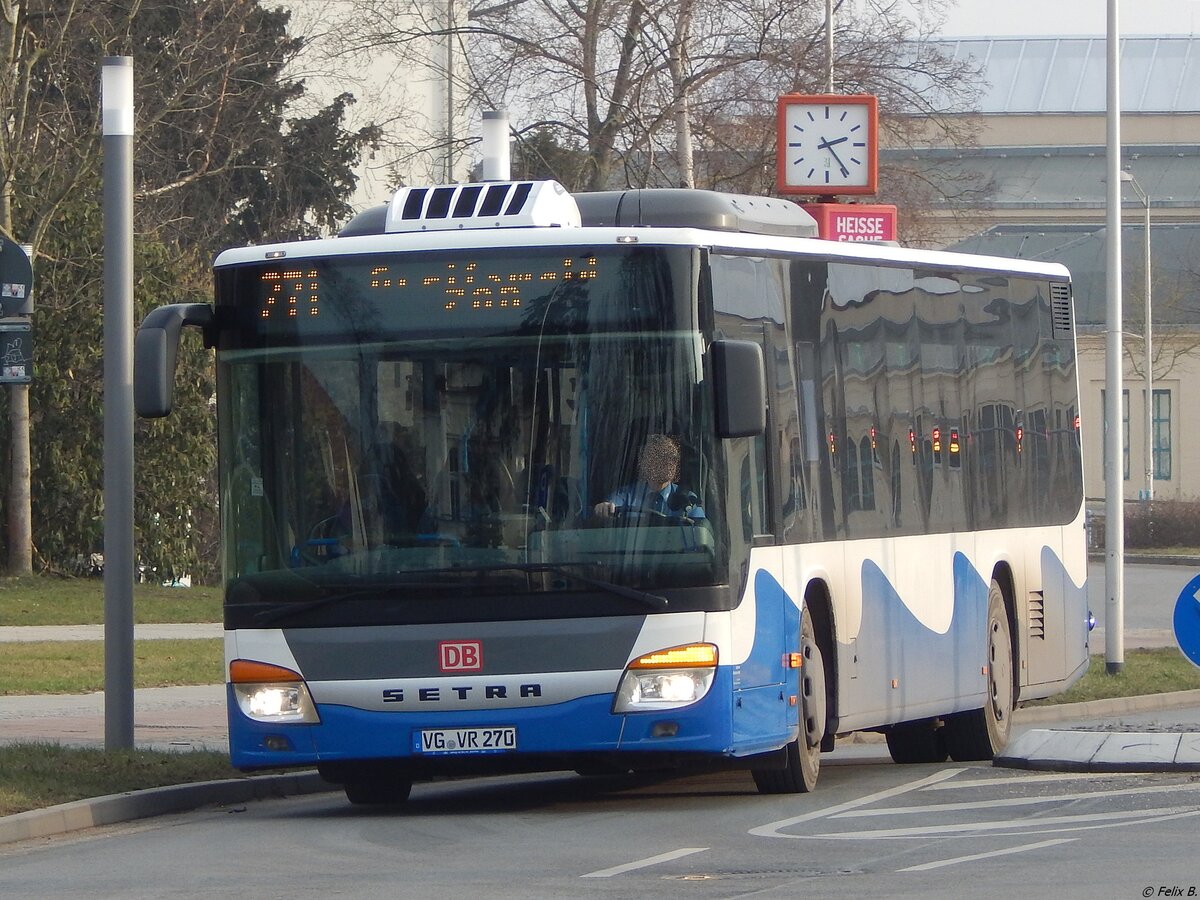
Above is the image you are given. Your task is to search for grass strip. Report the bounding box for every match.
[0,639,223,695]
[1028,648,1200,705]
[0,577,221,627]
[0,744,244,817]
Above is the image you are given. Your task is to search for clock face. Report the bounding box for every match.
[777,96,878,195]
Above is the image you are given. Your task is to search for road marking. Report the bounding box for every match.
[748,769,961,838]
[898,838,1077,872]
[581,847,708,878]
[921,768,1147,787]
[815,805,1200,839]
[834,781,1200,818]
[920,771,1147,790]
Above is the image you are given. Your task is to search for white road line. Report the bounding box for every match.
[815,805,1200,839]
[921,771,1147,790]
[834,781,1200,818]
[581,847,708,878]
[748,769,961,839]
[897,838,1077,872]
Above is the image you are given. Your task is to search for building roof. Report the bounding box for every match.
[885,144,1200,209]
[934,37,1200,114]
[948,223,1200,327]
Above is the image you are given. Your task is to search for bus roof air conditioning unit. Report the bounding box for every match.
[383,180,581,233]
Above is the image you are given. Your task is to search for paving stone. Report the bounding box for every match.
[1174,732,1200,765]
[1091,732,1182,766]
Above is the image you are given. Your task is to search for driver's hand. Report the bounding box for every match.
[593,501,616,518]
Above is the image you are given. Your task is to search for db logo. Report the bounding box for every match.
[439,640,483,672]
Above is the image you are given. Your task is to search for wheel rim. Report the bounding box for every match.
[988,612,1013,726]
[801,636,826,749]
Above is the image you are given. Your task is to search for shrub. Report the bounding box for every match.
[1125,500,1200,549]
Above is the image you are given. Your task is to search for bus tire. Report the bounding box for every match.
[752,614,823,794]
[344,777,413,805]
[942,579,1014,761]
[885,718,948,764]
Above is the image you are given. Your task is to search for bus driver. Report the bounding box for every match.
[592,433,704,522]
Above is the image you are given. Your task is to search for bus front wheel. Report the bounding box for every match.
[344,777,413,806]
[752,614,824,794]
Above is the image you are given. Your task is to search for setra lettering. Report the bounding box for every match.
[382,682,543,704]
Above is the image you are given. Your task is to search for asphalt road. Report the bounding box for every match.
[2,753,1198,899]
[1088,560,1196,647]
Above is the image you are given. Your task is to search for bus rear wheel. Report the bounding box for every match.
[752,614,824,794]
[942,579,1014,761]
[885,718,948,764]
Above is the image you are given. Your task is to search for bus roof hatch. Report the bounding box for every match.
[382,180,581,233]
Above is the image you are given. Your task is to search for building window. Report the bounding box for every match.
[1153,389,1171,481]
[1101,389,1130,481]
[846,438,861,511]
[859,436,875,511]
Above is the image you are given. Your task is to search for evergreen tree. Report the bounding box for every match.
[0,1,379,578]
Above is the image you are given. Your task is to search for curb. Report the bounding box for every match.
[996,728,1200,773]
[1013,688,1200,724]
[997,690,1200,774]
[1087,552,1200,566]
[0,771,333,847]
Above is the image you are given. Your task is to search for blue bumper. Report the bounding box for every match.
[228,668,778,772]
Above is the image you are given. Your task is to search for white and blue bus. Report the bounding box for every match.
[136,180,1089,803]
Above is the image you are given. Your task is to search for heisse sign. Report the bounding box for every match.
[833,213,891,241]
[803,203,898,243]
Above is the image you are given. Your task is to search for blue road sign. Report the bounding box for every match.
[0,235,33,317]
[1174,573,1200,668]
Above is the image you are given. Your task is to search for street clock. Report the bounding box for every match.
[776,94,879,196]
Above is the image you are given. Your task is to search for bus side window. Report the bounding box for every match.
[736,435,769,542]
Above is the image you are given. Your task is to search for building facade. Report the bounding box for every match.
[894,36,1200,501]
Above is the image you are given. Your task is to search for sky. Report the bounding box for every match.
[919,0,1200,36]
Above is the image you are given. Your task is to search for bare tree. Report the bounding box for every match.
[313,0,983,204]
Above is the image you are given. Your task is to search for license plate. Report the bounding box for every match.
[414,726,517,755]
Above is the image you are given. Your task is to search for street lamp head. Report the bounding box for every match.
[1104,170,1149,205]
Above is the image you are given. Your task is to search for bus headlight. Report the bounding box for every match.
[230,659,320,724]
[613,643,718,713]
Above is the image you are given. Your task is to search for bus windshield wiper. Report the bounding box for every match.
[451,563,668,609]
[246,584,445,626]
[243,563,666,626]
[387,563,668,609]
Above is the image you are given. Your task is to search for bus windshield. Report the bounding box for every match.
[216,245,729,624]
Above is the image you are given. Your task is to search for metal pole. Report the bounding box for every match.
[445,0,456,182]
[825,0,834,93]
[1143,193,1153,501]
[6,245,32,576]
[102,56,136,748]
[1103,3,1124,674]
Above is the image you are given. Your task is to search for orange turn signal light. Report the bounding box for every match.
[629,643,718,669]
[229,659,304,684]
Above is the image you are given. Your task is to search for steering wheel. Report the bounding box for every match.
[610,506,684,527]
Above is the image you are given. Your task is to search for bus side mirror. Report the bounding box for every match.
[711,339,766,438]
[134,303,215,418]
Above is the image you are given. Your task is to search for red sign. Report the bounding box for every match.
[439,640,483,672]
[802,203,898,243]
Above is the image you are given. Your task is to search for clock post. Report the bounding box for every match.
[775,93,896,242]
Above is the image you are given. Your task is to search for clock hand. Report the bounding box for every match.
[817,136,850,177]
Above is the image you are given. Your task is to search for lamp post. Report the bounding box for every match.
[1103,0,1124,674]
[1121,171,1153,501]
[825,0,834,92]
